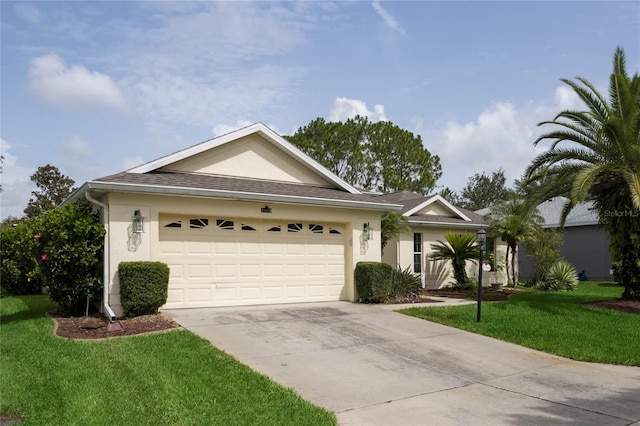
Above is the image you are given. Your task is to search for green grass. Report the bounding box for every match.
[0,295,337,425]
[400,282,640,366]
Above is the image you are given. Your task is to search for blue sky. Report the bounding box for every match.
[1,1,639,219]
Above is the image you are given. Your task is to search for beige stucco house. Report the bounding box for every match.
[70,123,402,317]
[70,123,504,318]
[378,191,506,289]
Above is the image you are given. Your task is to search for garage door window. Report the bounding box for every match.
[309,224,323,234]
[287,223,303,232]
[216,219,234,230]
[190,218,208,229]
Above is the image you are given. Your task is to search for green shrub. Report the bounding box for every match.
[535,259,578,292]
[355,262,393,303]
[0,219,43,296]
[34,203,105,315]
[390,266,422,299]
[119,261,170,317]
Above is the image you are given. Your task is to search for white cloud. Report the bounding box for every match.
[212,120,255,137]
[0,139,35,219]
[63,136,93,159]
[371,1,405,35]
[123,156,145,170]
[28,54,130,112]
[13,3,41,25]
[427,87,582,194]
[329,97,388,122]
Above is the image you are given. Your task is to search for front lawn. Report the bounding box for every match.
[400,282,640,366]
[0,295,336,425]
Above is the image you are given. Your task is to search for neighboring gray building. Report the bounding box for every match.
[519,197,612,282]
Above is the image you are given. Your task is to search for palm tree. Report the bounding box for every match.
[488,198,542,287]
[429,232,479,288]
[380,211,410,254]
[523,47,640,299]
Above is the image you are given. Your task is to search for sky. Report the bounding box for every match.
[1,1,639,219]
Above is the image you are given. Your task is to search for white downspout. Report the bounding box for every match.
[85,191,117,321]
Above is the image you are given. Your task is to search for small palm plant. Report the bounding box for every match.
[429,232,479,289]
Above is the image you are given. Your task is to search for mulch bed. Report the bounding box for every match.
[584,299,640,315]
[50,311,180,340]
[426,288,519,301]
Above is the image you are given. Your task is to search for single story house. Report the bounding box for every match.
[69,123,495,317]
[518,197,612,281]
[378,191,505,288]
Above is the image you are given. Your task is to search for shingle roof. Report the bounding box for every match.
[94,171,397,206]
[376,191,487,226]
[536,197,598,227]
[476,197,598,228]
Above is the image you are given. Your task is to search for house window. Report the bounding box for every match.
[486,237,496,269]
[413,233,422,273]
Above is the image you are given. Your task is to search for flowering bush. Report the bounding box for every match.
[0,218,43,296]
[1,202,105,315]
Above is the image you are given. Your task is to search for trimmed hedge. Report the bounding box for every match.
[355,262,394,303]
[119,261,170,317]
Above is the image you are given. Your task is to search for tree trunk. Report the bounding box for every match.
[511,244,518,288]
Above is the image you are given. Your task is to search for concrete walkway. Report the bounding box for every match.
[165,301,640,426]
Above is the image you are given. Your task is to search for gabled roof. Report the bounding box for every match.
[68,123,403,212]
[128,122,360,194]
[377,191,487,227]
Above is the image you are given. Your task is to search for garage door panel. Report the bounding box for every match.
[215,242,236,255]
[239,264,260,278]
[214,264,237,278]
[188,288,211,302]
[187,241,211,255]
[188,264,211,278]
[159,217,346,309]
[214,285,237,302]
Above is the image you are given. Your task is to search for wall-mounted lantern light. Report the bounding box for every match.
[132,209,145,233]
[261,205,272,214]
[363,222,373,241]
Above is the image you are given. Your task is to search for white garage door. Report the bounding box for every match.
[159,215,347,308]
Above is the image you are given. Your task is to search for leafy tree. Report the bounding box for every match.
[438,187,463,206]
[287,116,368,186]
[523,47,640,299]
[488,198,542,287]
[522,228,564,284]
[429,231,480,289]
[287,116,441,194]
[380,211,410,253]
[24,164,76,218]
[366,120,442,193]
[458,169,513,211]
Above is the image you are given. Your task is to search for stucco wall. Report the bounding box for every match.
[103,192,381,316]
[386,227,508,289]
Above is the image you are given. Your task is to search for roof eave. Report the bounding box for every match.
[81,181,402,211]
[408,219,487,228]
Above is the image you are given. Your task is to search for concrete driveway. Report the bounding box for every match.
[165,301,640,426]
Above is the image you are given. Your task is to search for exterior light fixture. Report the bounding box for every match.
[132,209,145,233]
[476,228,487,322]
[363,222,373,241]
